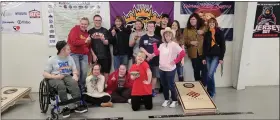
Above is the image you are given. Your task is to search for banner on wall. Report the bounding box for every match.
[1,2,42,34]
[48,2,103,46]
[110,2,174,32]
[180,1,234,41]
[252,2,280,38]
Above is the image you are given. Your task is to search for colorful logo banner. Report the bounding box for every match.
[110,2,174,32]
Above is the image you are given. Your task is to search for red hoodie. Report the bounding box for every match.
[67,25,90,55]
[106,70,134,95]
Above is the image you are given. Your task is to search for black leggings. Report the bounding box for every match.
[83,94,111,105]
[131,95,153,111]
[111,88,131,103]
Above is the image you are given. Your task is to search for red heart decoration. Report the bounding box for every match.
[13,26,20,31]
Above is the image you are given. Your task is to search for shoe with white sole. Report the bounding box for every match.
[162,100,171,107]
[169,101,178,108]
[128,99,131,104]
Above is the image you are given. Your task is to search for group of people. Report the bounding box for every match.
[43,12,226,118]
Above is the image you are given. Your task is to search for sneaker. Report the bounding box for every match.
[162,100,171,107]
[61,107,71,118]
[169,101,177,108]
[152,90,157,97]
[75,105,88,113]
[127,99,131,104]
[101,102,113,107]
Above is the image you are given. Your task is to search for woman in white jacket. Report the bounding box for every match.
[83,64,113,107]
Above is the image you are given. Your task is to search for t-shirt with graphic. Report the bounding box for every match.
[139,34,161,67]
[88,27,111,59]
[118,76,125,88]
[129,61,152,96]
[129,31,146,57]
[44,55,76,75]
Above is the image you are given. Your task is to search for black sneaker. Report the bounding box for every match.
[75,105,88,113]
[61,107,70,118]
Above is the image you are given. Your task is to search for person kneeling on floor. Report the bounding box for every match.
[129,52,153,111]
[83,63,113,107]
[43,41,87,118]
[106,64,133,103]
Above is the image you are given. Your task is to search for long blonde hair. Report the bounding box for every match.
[162,31,176,43]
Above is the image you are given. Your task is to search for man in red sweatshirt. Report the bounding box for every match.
[67,17,91,92]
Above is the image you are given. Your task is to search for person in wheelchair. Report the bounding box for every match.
[43,41,87,118]
[84,63,113,107]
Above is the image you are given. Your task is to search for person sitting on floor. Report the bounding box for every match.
[83,63,113,107]
[129,52,153,111]
[106,64,133,103]
[43,41,87,118]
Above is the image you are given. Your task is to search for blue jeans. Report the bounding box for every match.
[159,69,177,101]
[113,55,128,70]
[176,63,184,81]
[70,53,88,92]
[205,56,219,97]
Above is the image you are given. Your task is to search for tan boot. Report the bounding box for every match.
[101,102,113,107]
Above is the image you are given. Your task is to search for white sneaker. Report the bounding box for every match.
[128,99,131,104]
[169,101,177,108]
[162,100,171,107]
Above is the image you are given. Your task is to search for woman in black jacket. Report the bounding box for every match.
[109,16,131,70]
[202,17,226,98]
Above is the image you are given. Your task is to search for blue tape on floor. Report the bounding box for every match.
[148,112,254,118]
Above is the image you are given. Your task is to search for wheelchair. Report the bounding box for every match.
[39,78,88,120]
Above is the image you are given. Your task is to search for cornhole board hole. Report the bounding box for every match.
[175,81,217,114]
[1,86,33,113]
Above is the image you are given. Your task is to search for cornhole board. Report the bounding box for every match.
[1,86,33,113]
[175,81,217,114]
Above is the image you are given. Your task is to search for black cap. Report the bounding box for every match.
[56,40,67,55]
[161,14,169,19]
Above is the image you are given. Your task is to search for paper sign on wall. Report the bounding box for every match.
[1,2,43,34]
[47,2,103,46]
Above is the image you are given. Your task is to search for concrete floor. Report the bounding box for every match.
[1,86,279,119]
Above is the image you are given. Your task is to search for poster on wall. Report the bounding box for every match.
[110,2,174,32]
[1,2,42,34]
[180,1,234,41]
[49,2,103,46]
[252,2,280,38]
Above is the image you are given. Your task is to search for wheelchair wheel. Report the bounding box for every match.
[39,79,50,113]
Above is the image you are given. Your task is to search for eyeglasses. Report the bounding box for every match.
[94,20,102,22]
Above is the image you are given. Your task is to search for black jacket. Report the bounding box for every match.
[109,25,132,56]
[202,28,226,60]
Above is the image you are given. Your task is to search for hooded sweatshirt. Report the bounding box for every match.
[67,25,90,55]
